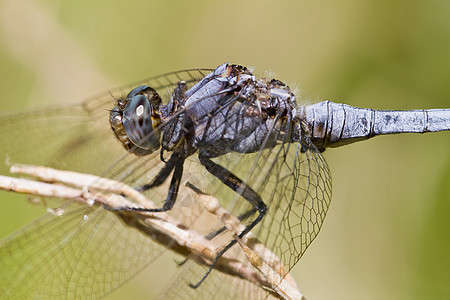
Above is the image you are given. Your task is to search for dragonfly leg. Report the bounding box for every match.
[107,152,185,213]
[189,156,267,288]
[136,152,179,192]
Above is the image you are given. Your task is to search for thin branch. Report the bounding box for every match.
[0,164,304,300]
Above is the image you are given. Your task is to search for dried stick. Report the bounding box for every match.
[0,164,304,300]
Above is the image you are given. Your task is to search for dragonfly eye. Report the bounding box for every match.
[122,94,161,155]
[127,85,162,110]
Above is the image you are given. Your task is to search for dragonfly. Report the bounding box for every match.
[0,63,449,299]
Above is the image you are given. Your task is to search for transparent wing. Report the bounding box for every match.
[255,138,332,269]
[159,139,331,299]
[0,202,167,299]
[161,260,275,300]
[0,69,212,299]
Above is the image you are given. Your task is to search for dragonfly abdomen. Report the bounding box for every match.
[299,100,450,150]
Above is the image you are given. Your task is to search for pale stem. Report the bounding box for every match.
[0,164,303,300]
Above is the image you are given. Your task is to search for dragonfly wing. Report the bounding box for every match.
[160,259,276,300]
[0,69,213,298]
[0,201,169,299]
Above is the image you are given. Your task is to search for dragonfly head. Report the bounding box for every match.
[110,85,162,156]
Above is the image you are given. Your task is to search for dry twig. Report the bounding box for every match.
[0,164,304,300]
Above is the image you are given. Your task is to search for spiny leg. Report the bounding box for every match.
[108,152,185,213]
[136,152,179,192]
[189,156,267,288]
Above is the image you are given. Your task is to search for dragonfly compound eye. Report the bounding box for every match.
[110,85,162,157]
[122,94,162,155]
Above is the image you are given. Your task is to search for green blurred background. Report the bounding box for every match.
[0,0,449,299]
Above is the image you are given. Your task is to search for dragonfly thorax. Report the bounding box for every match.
[163,64,299,158]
